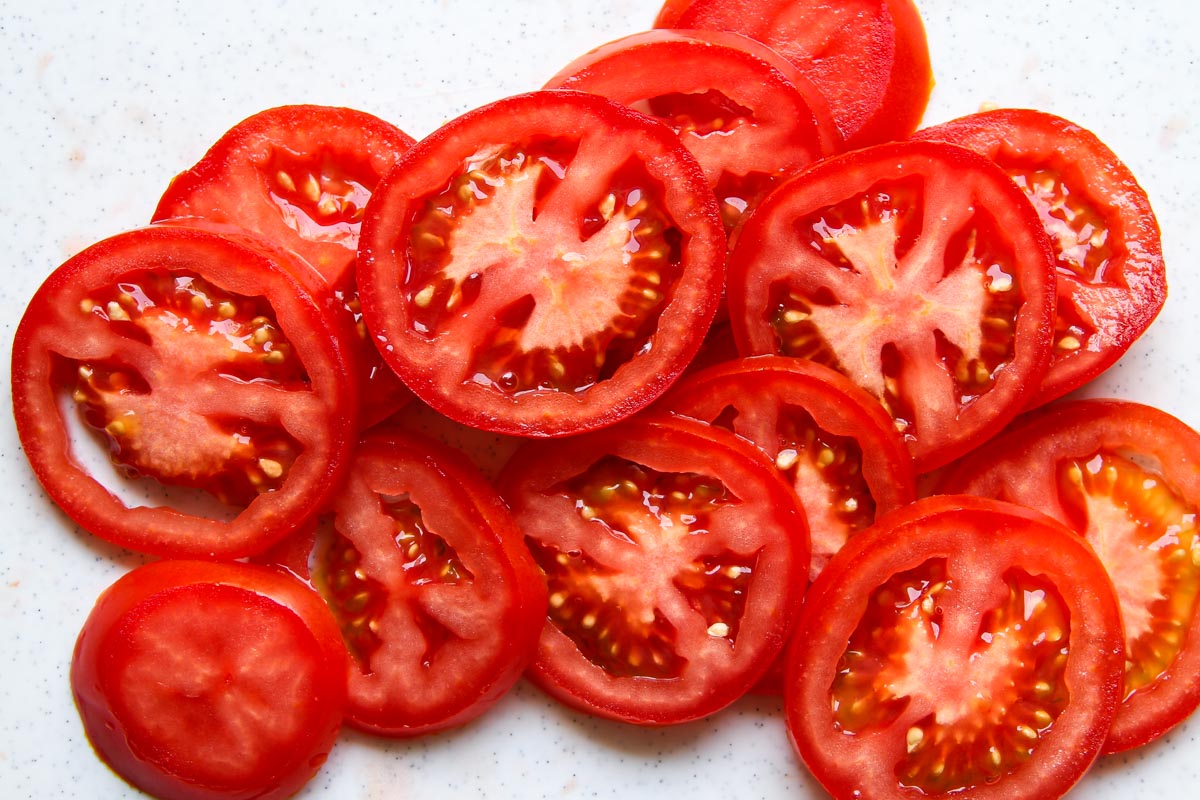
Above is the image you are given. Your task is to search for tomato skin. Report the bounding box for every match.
[71,560,347,800]
[786,495,1124,800]
[357,89,725,438]
[11,225,357,559]
[938,398,1200,753]
[915,108,1166,407]
[498,414,808,725]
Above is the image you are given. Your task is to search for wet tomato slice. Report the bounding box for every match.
[303,428,545,737]
[498,414,808,724]
[71,560,347,800]
[357,90,725,438]
[786,496,1124,800]
[938,399,1200,753]
[11,225,357,559]
[727,140,1057,471]
[544,29,839,232]
[670,0,933,149]
[915,108,1166,406]
[153,105,418,427]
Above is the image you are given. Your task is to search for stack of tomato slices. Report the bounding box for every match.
[11,1,1193,799]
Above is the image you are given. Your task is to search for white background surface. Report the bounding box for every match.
[2,1,1198,797]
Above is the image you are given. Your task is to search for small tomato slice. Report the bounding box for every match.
[11,225,357,559]
[786,496,1124,800]
[71,560,347,800]
[671,0,933,149]
[938,399,1200,753]
[498,415,808,724]
[727,140,1057,471]
[915,108,1167,406]
[544,29,839,231]
[357,90,725,438]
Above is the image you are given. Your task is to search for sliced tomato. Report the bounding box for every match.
[670,0,933,149]
[727,140,1057,471]
[357,90,725,438]
[544,29,839,231]
[938,399,1200,753]
[786,495,1124,799]
[498,414,808,724]
[915,109,1167,406]
[153,105,418,427]
[11,225,357,559]
[303,428,545,736]
[71,560,347,800]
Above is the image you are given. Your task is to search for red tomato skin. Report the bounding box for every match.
[11,225,358,559]
[915,108,1167,407]
[786,495,1125,800]
[71,560,347,800]
[938,398,1200,753]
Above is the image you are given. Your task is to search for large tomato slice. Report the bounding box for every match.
[357,90,725,438]
[544,29,839,232]
[727,140,1057,471]
[498,414,808,724]
[786,495,1124,799]
[938,399,1200,753]
[915,108,1167,406]
[11,225,357,559]
[670,0,933,149]
[303,428,545,736]
[71,560,347,800]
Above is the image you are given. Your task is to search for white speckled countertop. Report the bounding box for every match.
[2,1,1198,797]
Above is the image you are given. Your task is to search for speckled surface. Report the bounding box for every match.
[1,1,1198,797]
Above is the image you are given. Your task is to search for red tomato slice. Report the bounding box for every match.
[153,105,418,427]
[11,225,357,559]
[305,428,545,736]
[71,560,347,800]
[498,414,808,724]
[727,140,1057,471]
[938,399,1200,753]
[670,0,933,149]
[915,109,1167,406]
[358,90,725,437]
[544,29,839,231]
[786,495,1124,799]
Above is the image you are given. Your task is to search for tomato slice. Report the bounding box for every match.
[11,225,357,559]
[938,399,1200,753]
[786,495,1124,799]
[498,414,808,724]
[670,0,933,149]
[727,140,1057,471]
[357,90,725,438]
[544,29,839,232]
[153,105,418,427]
[303,428,545,736]
[915,109,1167,406]
[71,560,347,800]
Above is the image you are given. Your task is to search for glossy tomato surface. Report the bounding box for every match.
[727,140,1057,471]
[71,560,347,800]
[357,90,725,438]
[916,109,1166,406]
[786,496,1124,800]
[499,415,808,724]
[938,399,1200,753]
[11,225,357,559]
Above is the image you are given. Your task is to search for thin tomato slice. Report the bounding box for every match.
[727,140,1057,471]
[786,496,1124,799]
[938,398,1200,753]
[357,90,725,438]
[498,415,808,724]
[915,108,1166,406]
[71,560,347,800]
